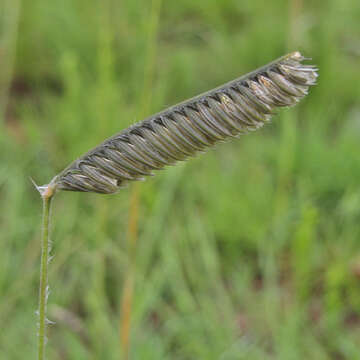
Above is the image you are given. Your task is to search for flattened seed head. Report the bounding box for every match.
[49,52,318,194]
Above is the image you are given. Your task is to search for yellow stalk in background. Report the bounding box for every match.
[119,0,163,358]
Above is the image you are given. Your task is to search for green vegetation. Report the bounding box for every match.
[1,0,360,359]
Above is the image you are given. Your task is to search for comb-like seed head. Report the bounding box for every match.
[49,52,318,194]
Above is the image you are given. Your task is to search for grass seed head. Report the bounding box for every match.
[50,52,318,194]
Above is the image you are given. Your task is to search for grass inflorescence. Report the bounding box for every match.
[47,52,317,194]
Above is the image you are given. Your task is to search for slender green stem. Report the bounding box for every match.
[37,185,55,360]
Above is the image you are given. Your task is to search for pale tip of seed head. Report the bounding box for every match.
[288,51,313,62]
[291,51,303,60]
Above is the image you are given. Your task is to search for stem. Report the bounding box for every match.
[36,184,55,360]
[119,186,139,359]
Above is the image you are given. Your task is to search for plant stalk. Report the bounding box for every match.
[119,0,162,358]
[37,184,55,360]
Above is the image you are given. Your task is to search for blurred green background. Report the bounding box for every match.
[1,0,360,359]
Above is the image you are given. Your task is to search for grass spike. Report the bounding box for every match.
[47,52,317,195]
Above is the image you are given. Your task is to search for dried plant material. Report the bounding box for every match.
[48,52,318,194]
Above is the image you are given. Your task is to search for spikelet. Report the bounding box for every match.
[49,52,318,194]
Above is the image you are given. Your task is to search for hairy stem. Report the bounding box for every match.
[37,185,55,360]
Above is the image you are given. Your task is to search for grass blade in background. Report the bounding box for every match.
[0,0,21,123]
[120,0,162,358]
